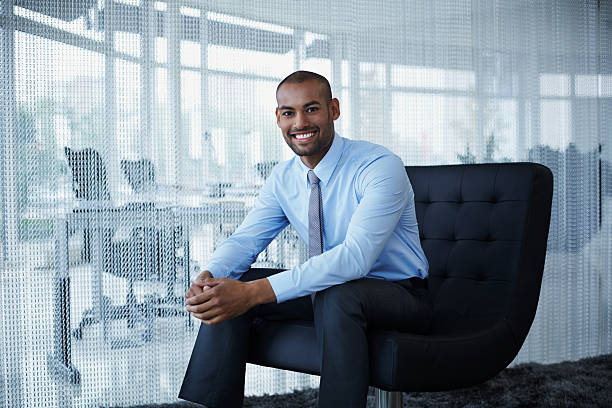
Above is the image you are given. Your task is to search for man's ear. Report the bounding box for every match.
[329,98,340,121]
[275,107,281,127]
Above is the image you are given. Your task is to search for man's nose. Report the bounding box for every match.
[294,112,310,129]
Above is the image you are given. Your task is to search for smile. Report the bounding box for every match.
[292,131,317,142]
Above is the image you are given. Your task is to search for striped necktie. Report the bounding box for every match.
[308,170,323,258]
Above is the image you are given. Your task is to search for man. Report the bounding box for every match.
[179,71,431,408]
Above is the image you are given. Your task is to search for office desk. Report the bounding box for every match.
[48,202,248,385]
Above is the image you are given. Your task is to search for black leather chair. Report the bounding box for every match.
[247,162,553,407]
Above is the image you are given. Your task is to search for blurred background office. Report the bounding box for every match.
[0,0,610,406]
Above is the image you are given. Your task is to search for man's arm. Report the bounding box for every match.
[186,170,286,323]
[267,153,412,303]
[203,172,289,279]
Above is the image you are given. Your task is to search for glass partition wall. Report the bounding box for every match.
[1,0,610,406]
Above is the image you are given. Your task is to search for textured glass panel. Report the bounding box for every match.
[392,93,475,165]
[180,40,200,68]
[155,36,167,63]
[575,74,598,97]
[302,32,331,79]
[391,65,475,91]
[3,1,611,407]
[208,44,293,78]
[540,73,570,97]
[541,100,571,150]
[181,70,201,160]
[115,58,140,159]
[114,31,140,58]
[359,62,385,88]
[14,4,102,41]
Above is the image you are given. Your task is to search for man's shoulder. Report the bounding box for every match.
[265,156,299,182]
[340,137,400,168]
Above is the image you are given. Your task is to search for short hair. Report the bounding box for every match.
[276,71,332,101]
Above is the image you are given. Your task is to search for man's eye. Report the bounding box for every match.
[282,111,293,117]
[307,107,318,113]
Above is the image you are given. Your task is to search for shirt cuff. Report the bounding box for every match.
[266,270,297,303]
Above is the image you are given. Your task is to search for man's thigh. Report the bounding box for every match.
[240,268,314,322]
[318,277,432,334]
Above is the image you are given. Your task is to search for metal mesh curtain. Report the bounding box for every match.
[1,0,610,406]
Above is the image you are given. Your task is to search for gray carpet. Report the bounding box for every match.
[115,353,612,407]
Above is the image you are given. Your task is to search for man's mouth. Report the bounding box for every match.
[292,130,317,142]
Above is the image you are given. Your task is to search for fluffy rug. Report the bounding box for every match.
[115,353,612,407]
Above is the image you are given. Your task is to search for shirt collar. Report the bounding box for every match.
[295,133,344,186]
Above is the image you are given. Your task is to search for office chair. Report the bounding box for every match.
[121,158,156,193]
[120,158,187,307]
[65,147,185,344]
[247,163,553,408]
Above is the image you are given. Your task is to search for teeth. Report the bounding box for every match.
[295,132,315,139]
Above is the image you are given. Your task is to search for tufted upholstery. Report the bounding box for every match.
[248,163,553,392]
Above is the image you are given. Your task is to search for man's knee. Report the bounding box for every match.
[314,280,365,319]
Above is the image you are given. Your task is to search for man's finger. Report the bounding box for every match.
[186,289,216,308]
[194,307,222,321]
[186,283,204,299]
[202,315,225,326]
[201,278,222,287]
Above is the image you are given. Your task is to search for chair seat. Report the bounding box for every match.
[249,318,519,392]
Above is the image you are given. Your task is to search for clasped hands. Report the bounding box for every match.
[185,270,256,326]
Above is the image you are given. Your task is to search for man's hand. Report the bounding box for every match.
[186,276,277,326]
[186,270,214,300]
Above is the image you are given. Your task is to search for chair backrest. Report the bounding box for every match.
[406,163,553,336]
[121,159,156,193]
[64,147,110,201]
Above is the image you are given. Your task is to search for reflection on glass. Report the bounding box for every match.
[181,40,200,68]
[13,5,103,41]
[540,73,570,97]
[208,75,279,181]
[359,89,384,144]
[392,93,475,165]
[541,100,570,150]
[115,59,140,159]
[575,75,598,97]
[211,128,226,166]
[155,37,167,63]
[208,44,293,78]
[482,99,517,161]
[14,31,105,234]
[341,89,351,139]
[601,75,612,96]
[207,11,293,35]
[114,31,140,58]
[342,60,350,87]
[181,71,201,159]
[391,65,475,91]
[154,2,167,12]
[303,32,330,78]
[152,67,170,184]
[180,6,200,18]
[360,62,385,88]
[302,58,331,81]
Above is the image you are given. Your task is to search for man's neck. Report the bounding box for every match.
[300,134,335,169]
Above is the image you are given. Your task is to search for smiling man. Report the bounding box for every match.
[179,71,431,408]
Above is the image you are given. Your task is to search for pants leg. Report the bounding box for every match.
[314,277,432,408]
[178,268,313,408]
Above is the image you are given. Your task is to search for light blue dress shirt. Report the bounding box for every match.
[204,134,429,303]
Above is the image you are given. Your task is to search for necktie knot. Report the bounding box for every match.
[308,170,320,186]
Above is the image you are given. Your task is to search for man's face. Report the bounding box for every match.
[275,79,340,168]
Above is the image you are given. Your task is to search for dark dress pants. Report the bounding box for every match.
[179,268,432,408]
